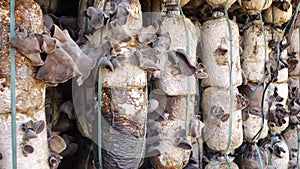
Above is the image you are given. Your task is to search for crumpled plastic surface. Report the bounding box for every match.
[73,67,146,169]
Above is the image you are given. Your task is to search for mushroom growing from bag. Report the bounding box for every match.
[0,1,50,168]
[202,87,243,152]
[52,25,96,86]
[268,83,289,134]
[239,83,269,141]
[283,125,300,168]
[74,0,149,168]
[148,1,200,168]
[200,17,242,88]
[36,39,80,86]
[268,136,290,169]
[263,0,293,25]
[289,28,300,77]
[241,22,273,83]
[238,0,272,15]
[205,156,239,169]
[236,144,268,169]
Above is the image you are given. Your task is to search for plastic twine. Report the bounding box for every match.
[85,144,94,169]
[223,0,234,168]
[178,0,192,166]
[251,1,268,143]
[139,81,148,167]
[9,0,17,168]
[254,143,264,169]
[97,67,103,169]
[288,3,300,40]
[250,8,269,169]
[177,0,191,137]
[97,27,104,169]
[178,0,191,164]
[224,0,233,154]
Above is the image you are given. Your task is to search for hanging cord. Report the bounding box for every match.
[250,0,269,143]
[223,0,233,168]
[97,26,104,169]
[85,144,94,169]
[138,3,149,166]
[224,0,233,152]
[264,2,300,166]
[94,3,107,168]
[268,135,276,165]
[296,6,300,169]
[177,0,192,167]
[288,3,300,39]
[138,82,148,167]
[178,0,191,135]
[251,4,269,168]
[9,0,17,168]
[97,66,103,169]
[254,143,264,169]
[270,6,300,162]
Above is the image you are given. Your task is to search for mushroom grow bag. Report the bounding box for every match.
[0,0,49,168]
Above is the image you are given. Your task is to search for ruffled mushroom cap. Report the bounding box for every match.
[36,40,80,86]
[9,27,44,66]
[238,0,272,13]
[268,136,290,169]
[195,63,208,79]
[86,7,106,29]
[22,142,34,157]
[48,135,67,154]
[135,47,161,71]
[109,21,132,43]
[174,49,196,76]
[138,23,158,45]
[148,99,159,113]
[182,0,204,16]
[60,143,78,158]
[35,33,56,54]
[189,115,204,138]
[263,0,292,24]
[58,100,76,120]
[9,27,41,53]
[49,153,63,169]
[53,25,96,86]
[152,32,171,53]
[174,129,192,150]
[21,120,45,140]
[236,144,268,169]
